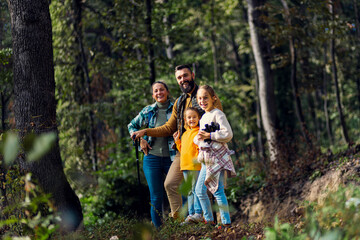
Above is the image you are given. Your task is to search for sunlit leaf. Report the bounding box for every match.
[23,133,36,152]
[27,132,57,162]
[3,132,20,165]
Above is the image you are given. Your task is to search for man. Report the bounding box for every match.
[132,64,222,220]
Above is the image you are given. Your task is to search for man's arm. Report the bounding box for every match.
[131,97,179,140]
[145,97,179,137]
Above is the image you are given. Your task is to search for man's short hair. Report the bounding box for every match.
[175,64,192,73]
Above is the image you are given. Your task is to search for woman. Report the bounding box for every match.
[127,81,175,228]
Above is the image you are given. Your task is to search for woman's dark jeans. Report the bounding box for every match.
[143,154,172,228]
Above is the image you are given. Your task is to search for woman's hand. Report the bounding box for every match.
[197,130,211,141]
[173,130,180,142]
[140,138,152,155]
[131,129,147,140]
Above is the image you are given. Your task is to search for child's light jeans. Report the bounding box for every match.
[195,164,231,224]
[183,170,202,215]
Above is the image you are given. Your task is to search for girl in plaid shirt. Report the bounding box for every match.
[194,85,236,228]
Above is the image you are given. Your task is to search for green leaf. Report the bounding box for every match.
[27,132,57,162]
[23,133,36,152]
[3,132,20,165]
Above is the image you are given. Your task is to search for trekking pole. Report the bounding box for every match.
[132,136,141,185]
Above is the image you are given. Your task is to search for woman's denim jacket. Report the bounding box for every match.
[128,101,176,161]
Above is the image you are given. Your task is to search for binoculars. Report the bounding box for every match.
[203,122,220,143]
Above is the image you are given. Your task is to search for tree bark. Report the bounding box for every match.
[1,92,7,132]
[145,0,155,85]
[247,0,278,163]
[162,0,173,60]
[0,164,7,214]
[72,0,98,171]
[353,0,360,109]
[8,0,83,231]
[210,0,219,83]
[329,1,350,144]
[307,92,319,141]
[323,43,334,145]
[281,0,312,146]
[255,73,265,162]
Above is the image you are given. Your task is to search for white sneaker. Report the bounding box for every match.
[180,214,203,225]
[190,213,203,223]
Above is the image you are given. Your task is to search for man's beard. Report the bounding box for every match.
[180,79,195,93]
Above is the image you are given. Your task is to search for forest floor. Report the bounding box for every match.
[3,145,360,240]
[171,144,360,240]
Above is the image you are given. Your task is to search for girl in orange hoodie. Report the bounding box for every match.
[173,107,203,224]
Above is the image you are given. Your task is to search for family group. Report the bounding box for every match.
[128,64,236,229]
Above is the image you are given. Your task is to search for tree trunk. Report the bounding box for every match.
[353,0,360,108]
[323,43,334,145]
[281,0,312,146]
[1,92,6,132]
[247,0,278,163]
[255,73,265,162]
[145,0,155,85]
[307,92,319,141]
[8,0,83,231]
[229,26,242,79]
[162,0,173,60]
[0,164,7,214]
[210,0,219,83]
[329,1,350,144]
[72,0,98,171]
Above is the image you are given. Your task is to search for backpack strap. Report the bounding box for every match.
[176,85,205,137]
[177,94,187,137]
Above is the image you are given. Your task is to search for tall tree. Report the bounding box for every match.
[161,0,174,60]
[8,0,82,231]
[210,0,219,83]
[353,0,360,108]
[72,0,98,171]
[323,43,334,145]
[329,0,350,144]
[246,0,278,163]
[145,0,155,85]
[281,0,312,146]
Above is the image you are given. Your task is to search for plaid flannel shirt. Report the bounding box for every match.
[197,141,236,194]
[128,101,176,161]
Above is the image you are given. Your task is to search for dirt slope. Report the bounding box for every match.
[199,145,360,239]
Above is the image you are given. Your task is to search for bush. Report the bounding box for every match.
[264,185,360,239]
[80,150,151,226]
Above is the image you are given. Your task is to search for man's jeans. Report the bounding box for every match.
[183,170,202,216]
[195,164,231,224]
[143,154,172,228]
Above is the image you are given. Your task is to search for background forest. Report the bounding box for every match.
[1,0,360,239]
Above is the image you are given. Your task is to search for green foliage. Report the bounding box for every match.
[1,174,60,240]
[309,169,323,182]
[80,148,150,226]
[265,217,306,240]
[265,185,360,240]
[227,160,266,204]
[0,132,60,238]
[0,132,57,166]
[1,132,19,165]
[303,185,360,239]
[0,48,12,66]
